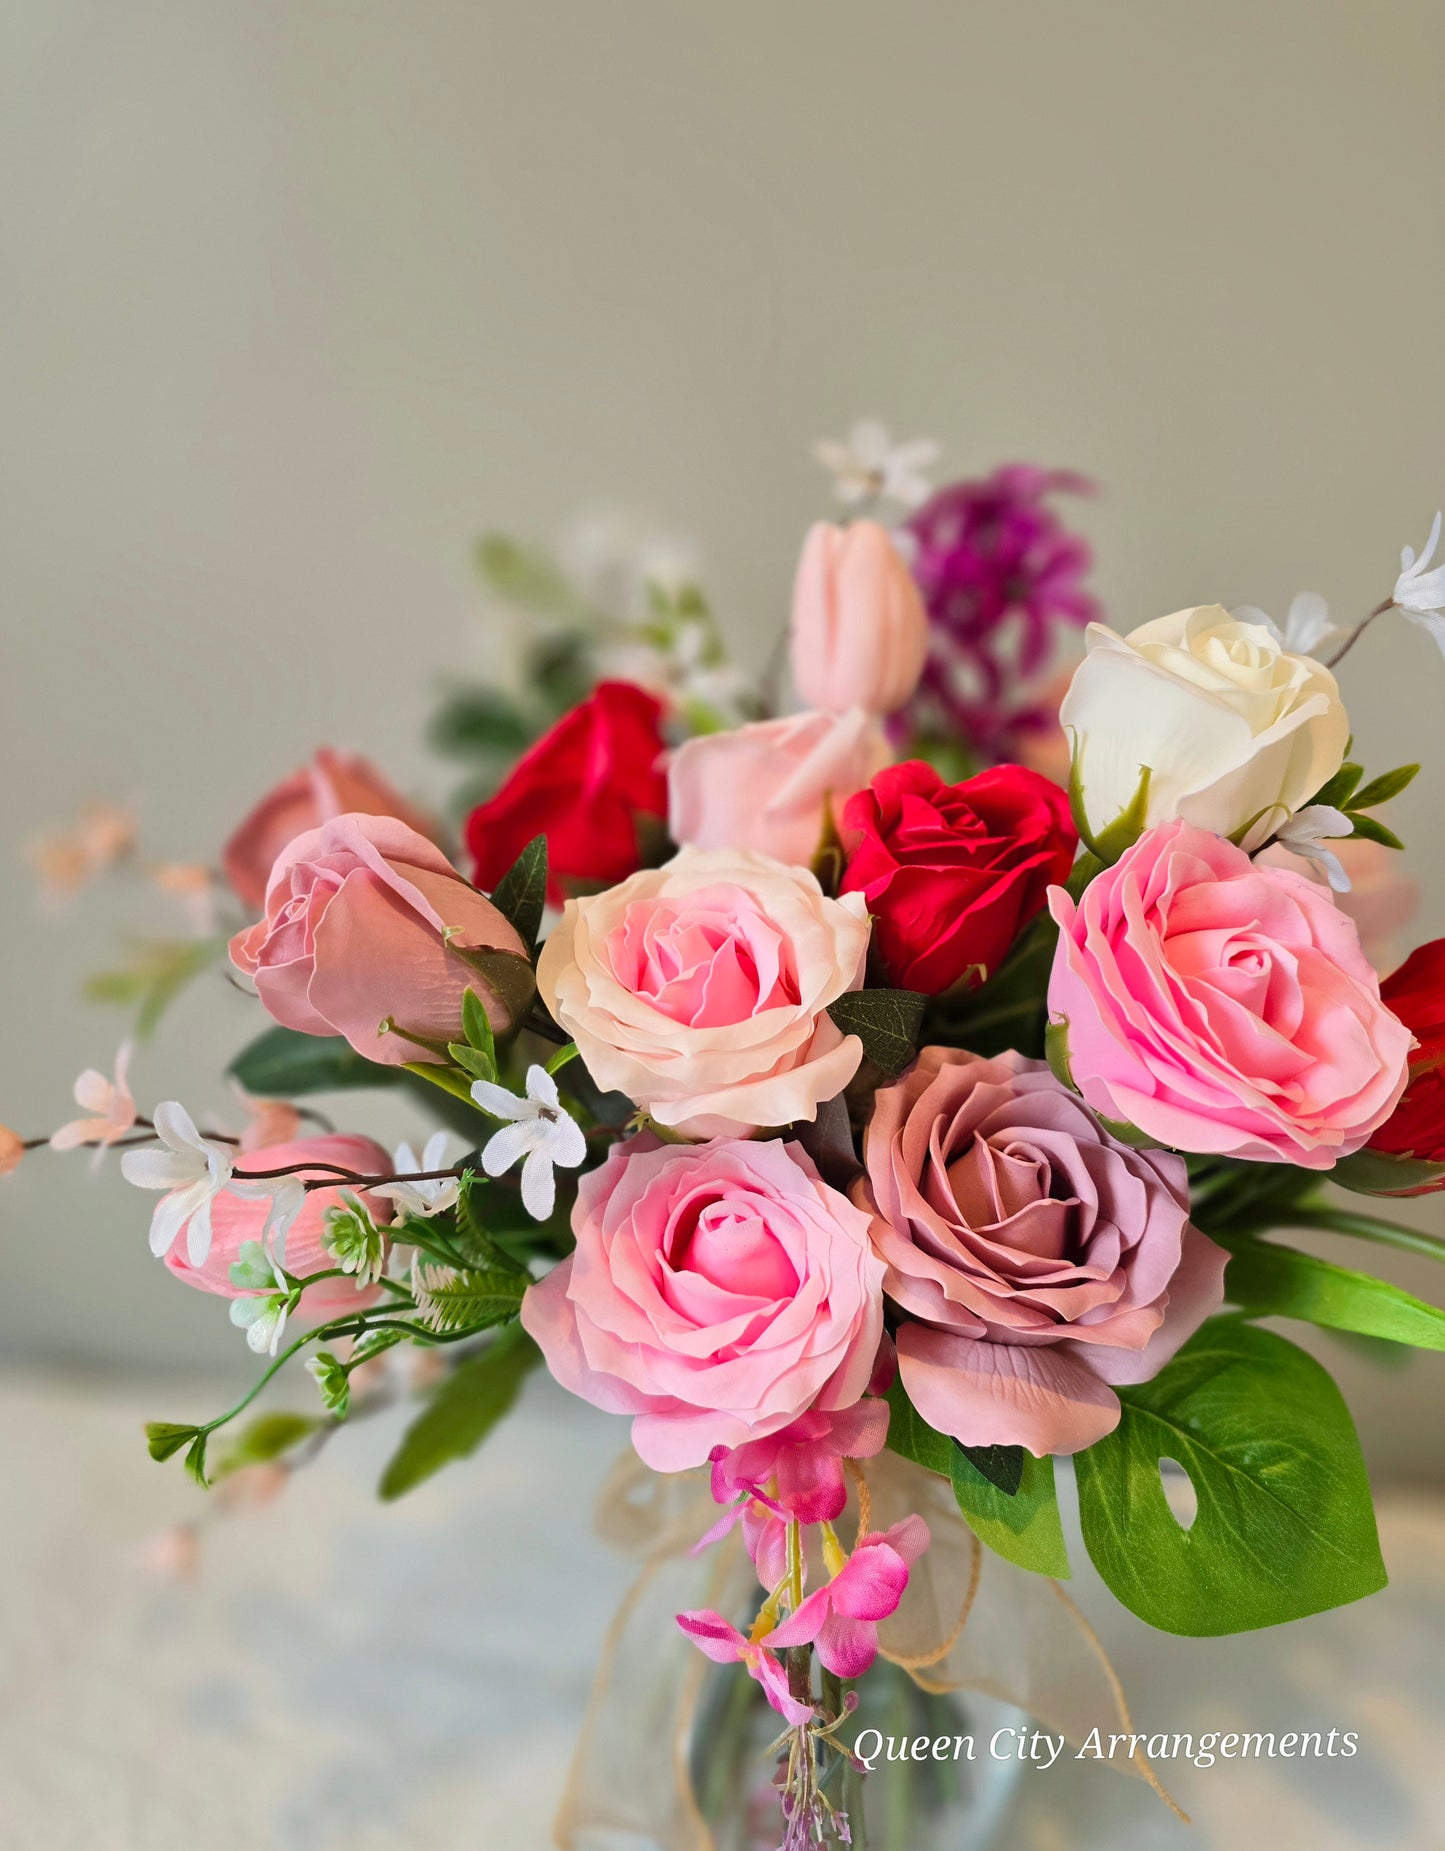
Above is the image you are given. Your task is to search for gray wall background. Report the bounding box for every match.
[2,1,1444,1468]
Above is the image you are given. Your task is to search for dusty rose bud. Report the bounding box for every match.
[789,521,928,716]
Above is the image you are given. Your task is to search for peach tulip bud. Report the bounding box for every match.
[0,1124,24,1177]
[223,747,438,911]
[789,520,929,716]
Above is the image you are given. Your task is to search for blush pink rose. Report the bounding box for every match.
[668,709,890,869]
[790,520,929,715]
[855,1047,1226,1454]
[536,847,872,1137]
[165,1134,394,1317]
[1048,820,1412,1167]
[520,1134,886,1470]
[223,748,437,910]
[1261,834,1420,977]
[230,814,528,1066]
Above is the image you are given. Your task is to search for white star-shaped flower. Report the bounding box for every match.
[470,1065,586,1221]
[228,1174,308,1262]
[49,1042,137,1160]
[1394,512,1445,656]
[371,1131,462,1221]
[1273,805,1355,893]
[813,420,939,509]
[120,1101,234,1266]
[1235,591,1337,658]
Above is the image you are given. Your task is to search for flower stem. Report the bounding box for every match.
[1275,1207,1445,1264]
[1324,598,1394,670]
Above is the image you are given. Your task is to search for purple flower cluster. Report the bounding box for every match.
[899,464,1099,763]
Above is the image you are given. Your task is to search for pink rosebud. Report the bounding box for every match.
[223,748,438,911]
[667,710,890,871]
[768,1515,931,1679]
[675,1611,815,1727]
[0,1123,25,1177]
[790,521,928,716]
[230,814,528,1065]
[164,1134,394,1317]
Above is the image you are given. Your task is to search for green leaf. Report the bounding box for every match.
[412,1264,530,1335]
[488,835,548,954]
[452,1171,526,1270]
[949,1447,1070,1579]
[1344,811,1405,851]
[1310,761,1364,810]
[546,1041,581,1077]
[87,935,230,1041]
[1351,762,1420,810]
[952,1439,1023,1496]
[378,1327,539,1500]
[212,1411,320,1480]
[428,685,534,762]
[145,1420,199,1463]
[1223,1236,1445,1349]
[884,1374,953,1475]
[230,1025,405,1097]
[826,989,927,1078]
[447,1041,496,1081]
[1075,1320,1386,1635]
[474,534,577,618]
[886,1378,1069,1577]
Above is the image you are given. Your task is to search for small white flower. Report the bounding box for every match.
[1393,512,1445,656]
[470,1065,586,1221]
[228,1252,291,1356]
[228,1174,307,1262]
[371,1131,461,1221]
[1235,591,1336,658]
[1273,805,1355,893]
[49,1043,137,1161]
[120,1101,234,1267]
[813,420,939,509]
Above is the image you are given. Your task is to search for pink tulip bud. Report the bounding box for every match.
[789,521,928,716]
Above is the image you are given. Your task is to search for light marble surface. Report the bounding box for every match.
[1,1366,1442,1851]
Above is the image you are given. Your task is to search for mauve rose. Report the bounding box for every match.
[537,846,871,1137]
[855,1047,1226,1454]
[840,760,1077,993]
[230,814,527,1067]
[521,1134,886,1471]
[165,1135,394,1317]
[668,709,890,870]
[1048,820,1412,1166]
[223,748,437,911]
[789,520,929,715]
[466,681,668,905]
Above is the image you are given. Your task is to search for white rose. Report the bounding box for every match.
[1060,605,1348,844]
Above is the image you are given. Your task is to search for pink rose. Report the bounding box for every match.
[230,814,528,1066]
[536,847,871,1136]
[1261,834,1420,977]
[165,1134,394,1317]
[790,520,929,715]
[223,748,437,910]
[520,1134,886,1470]
[668,709,890,869]
[1049,819,1412,1166]
[856,1047,1226,1454]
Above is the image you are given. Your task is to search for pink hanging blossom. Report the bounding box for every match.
[675,1611,815,1727]
[708,1400,891,1528]
[767,1515,931,1678]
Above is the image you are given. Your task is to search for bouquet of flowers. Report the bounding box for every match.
[13,426,1445,1849]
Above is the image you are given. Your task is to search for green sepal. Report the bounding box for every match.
[1068,741,1152,866]
[452,946,538,1030]
[1333,1147,1445,1197]
[488,834,549,955]
[1044,1016,1076,1091]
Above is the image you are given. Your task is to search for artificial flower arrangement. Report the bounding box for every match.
[12,428,1445,1850]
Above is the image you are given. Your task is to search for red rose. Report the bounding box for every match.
[839,760,1076,993]
[1366,938,1445,1189]
[465,682,668,904]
